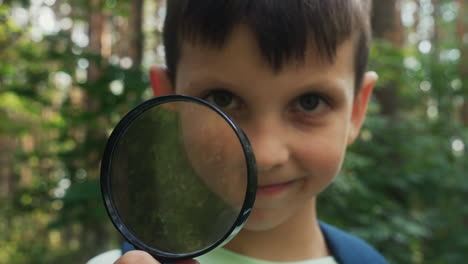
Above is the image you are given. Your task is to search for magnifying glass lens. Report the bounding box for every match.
[101,96,255,261]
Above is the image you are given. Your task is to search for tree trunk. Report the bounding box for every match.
[372,0,405,45]
[0,136,16,198]
[129,0,144,68]
[457,0,468,125]
[81,0,108,258]
[371,0,404,117]
[88,0,105,83]
[0,135,17,232]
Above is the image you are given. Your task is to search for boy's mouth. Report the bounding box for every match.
[257,180,295,196]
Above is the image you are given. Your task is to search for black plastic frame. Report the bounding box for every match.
[100,95,257,262]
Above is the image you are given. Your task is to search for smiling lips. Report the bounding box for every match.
[257,180,296,196]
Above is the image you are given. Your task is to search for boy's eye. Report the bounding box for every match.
[204,90,240,110]
[294,93,327,113]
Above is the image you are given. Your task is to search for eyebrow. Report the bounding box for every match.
[185,78,240,93]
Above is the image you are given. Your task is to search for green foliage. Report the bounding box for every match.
[320,33,467,264]
[1,0,466,263]
[1,0,148,262]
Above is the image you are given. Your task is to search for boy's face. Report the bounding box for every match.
[151,25,376,231]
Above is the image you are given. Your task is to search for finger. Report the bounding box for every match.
[114,250,160,264]
[176,259,200,264]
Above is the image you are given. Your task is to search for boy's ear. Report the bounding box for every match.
[347,71,378,146]
[149,65,174,97]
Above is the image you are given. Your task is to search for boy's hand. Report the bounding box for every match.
[115,251,199,264]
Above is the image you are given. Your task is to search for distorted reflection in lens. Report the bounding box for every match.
[109,101,247,255]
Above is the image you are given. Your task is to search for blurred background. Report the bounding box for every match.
[0,0,466,263]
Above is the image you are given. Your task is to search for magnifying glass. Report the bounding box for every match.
[100,95,257,262]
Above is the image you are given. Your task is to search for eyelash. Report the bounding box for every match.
[201,89,241,110]
[291,93,330,113]
[201,89,331,121]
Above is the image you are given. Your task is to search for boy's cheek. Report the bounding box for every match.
[300,147,344,180]
[295,133,348,184]
[179,106,248,207]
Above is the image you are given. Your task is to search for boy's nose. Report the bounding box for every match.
[242,121,290,172]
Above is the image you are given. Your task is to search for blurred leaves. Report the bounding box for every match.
[0,0,156,262]
[320,1,468,262]
[0,0,466,263]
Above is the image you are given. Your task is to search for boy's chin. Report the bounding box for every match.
[242,208,293,231]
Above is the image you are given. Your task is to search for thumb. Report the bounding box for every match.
[176,259,199,264]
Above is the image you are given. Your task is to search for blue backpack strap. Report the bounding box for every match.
[319,222,389,264]
[122,223,388,264]
[121,241,136,254]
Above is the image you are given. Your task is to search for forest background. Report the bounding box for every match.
[0,0,467,263]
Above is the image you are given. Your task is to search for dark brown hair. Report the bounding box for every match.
[163,0,372,92]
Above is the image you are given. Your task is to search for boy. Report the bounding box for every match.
[91,0,387,263]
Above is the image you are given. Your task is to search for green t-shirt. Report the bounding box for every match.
[196,248,338,264]
[87,248,338,264]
